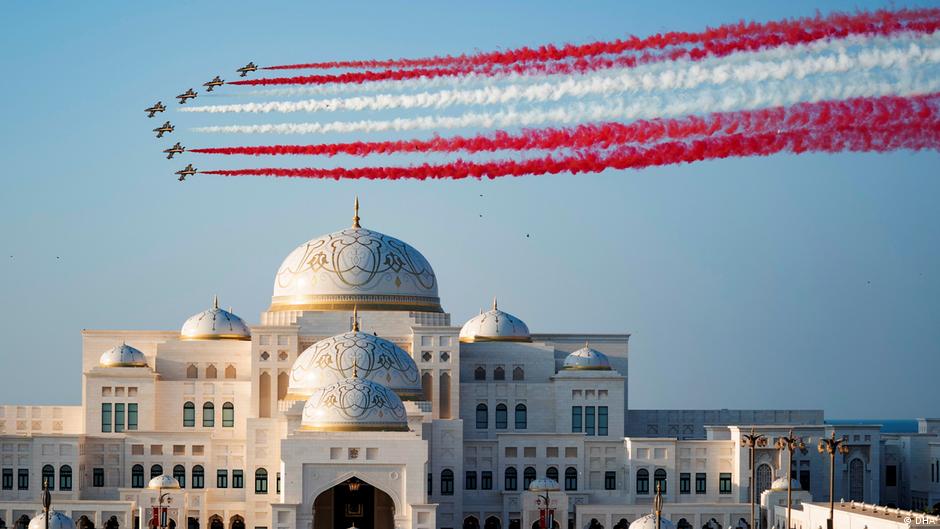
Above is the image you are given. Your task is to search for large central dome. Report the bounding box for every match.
[270,199,442,312]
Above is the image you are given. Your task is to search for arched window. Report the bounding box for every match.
[474,366,486,381]
[422,372,433,402]
[440,469,454,496]
[515,404,527,429]
[636,469,650,495]
[849,458,864,501]
[440,372,452,419]
[224,365,236,379]
[59,465,72,491]
[546,467,559,482]
[564,467,578,491]
[191,465,204,489]
[464,517,480,529]
[523,467,536,490]
[512,367,524,381]
[756,464,772,496]
[205,364,218,379]
[203,402,215,427]
[222,402,234,427]
[183,402,195,427]
[504,467,517,490]
[258,371,271,418]
[614,520,630,529]
[654,469,667,494]
[494,367,505,381]
[495,404,508,429]
[255,468,268,494]
[476,404,488,429]
[277,371,289,401]
[42,465,55,490]
[173,465,186,488]
[677,520,692,529]
[186,364,198,379]
[150,464,163,479]
[484,517,501,529]
[131,465,144,488]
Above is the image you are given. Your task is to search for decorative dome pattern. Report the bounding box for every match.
[29,512,76,529]
[271,199,440,313]
[562,345,612,371]
[459,299,531,343]
[181,296,251,341]
[301,375,408,432]
[99,343,148,368]
[289,326,421,400]
[628,514,676,529]
[148,475,181,490]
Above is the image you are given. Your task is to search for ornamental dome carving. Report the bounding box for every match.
[301,374,409,432]
[98,343,148,368]
[181,296,251,341]
[459,298,531,343]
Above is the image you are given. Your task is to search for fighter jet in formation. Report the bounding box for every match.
[153,121,174,138]
[237,62,258,77]
[144,101,166,118]
[175,164,197,181]
[203,76,224,91]
[163,142,185,159]
[176,88,198,104]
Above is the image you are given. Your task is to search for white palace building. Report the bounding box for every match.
[1,203,939,529]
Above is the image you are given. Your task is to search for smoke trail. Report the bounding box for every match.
[200,122,940,180]
[184,32,940,114]
[264,8,939,70]
[193,65,940,135]
[189,93,940,157]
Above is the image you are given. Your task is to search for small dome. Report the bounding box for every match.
[459,299,531,343]
[29,512,76,529]
[628,515,676,529]
[181,296,250,341]
[271,198,441,313]
[562,344,612,371]
[770,477,801,491]
[147,475,181,490]
[301,374,408,432]
[99,343,148,368]
[528,478,560,492]
[289,316,421,400]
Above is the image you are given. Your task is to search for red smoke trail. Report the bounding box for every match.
[265,8,940,71]
[200,122,940,180]
[191,93,939,157]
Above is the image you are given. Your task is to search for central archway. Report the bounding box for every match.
[313,478,395,529]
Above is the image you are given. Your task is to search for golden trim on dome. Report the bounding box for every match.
[270,294,443,313]
[459,335,533,343]
[180,333,252,341]
[300,423,410,432]
[561,365,612,371]
[100,361,149,368]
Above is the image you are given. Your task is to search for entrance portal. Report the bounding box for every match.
[313,478,395,529]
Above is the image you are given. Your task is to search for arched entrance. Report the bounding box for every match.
[484,517,501,529]
[464,517,480,529]
[531,522,559,529]
[229,517,244,529]
[208,516,223,529]
[15,516,30,529]
[78,516,95,529]
[313,478,395,529]
[104,517,120,529]
[613,519,629,529]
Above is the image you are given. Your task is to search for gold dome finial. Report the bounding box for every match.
[213,295,219,310]
[352,306,360,332]
[352,196,361,228]
[352,365,359,378]
[492,296,498,311]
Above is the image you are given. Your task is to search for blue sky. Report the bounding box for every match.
[0,1,938,418]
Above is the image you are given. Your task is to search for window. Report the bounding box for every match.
[225,365,237,379]
[101,403,112,433]
[636,469,649,495]
[222,402,234,427]
[695,473,707,494]
[476,404,488,429]
[205,365,217,379]
[515,404,527,430]
[481,471,493,490]
[474,367,486,381]
[277,472,281,494]
[186,465,202,489]
[886,465,898,486]
[42,465,55,490]
[217,469,228,488]
[150,464,163,479]
[680,473,690,494]
[719,473,732,494]
[654,469,667,494]
[183,402,195,427]
[2,468,12,490]
[131,465,144,488]
[18,468,29,490]
[233,469,244,489]
[203,402,215,427]
[564,467,578,491]
[113,403,125,433]
[848,459,864,501]
[495,404,508,429]
[465,471,477,490]
[571,406,582,433]
[504,467,517,490]
[598,406,608,436]
[494,367,505,381]
[186,364,198,378]
[59,465,72,491]
[604,471,617,490]
[523,467,537,490]
[427,472,432,495]
[585,406,595,436]
[92,468,104,488]
[546,467,559,482]
[127,403,138,431]
[173,465,186,488]
[255,468,268,494]
[441,469,454,496]
[798,462,810,492]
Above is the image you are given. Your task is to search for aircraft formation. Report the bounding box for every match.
[144,63,257,181]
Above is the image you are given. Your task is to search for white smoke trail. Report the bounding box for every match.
[193,66,940,135]
[184,32,940,115]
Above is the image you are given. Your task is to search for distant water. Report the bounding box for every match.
[827,419,920,433]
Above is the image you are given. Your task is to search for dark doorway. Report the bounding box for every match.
[229,517,244,529]
[105,517,120,529]
[209,517,223,529]
[313,478,395,529]
[465,518,480,529]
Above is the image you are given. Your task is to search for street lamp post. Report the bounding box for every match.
[774,430,807,529]
[530,478,560,529]
[653,482,663,529]
[817,432,850,529]
[741,429,768,529]
[147,475,181,529]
